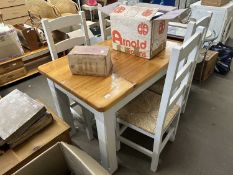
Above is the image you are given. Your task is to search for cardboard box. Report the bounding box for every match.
[194,50,218,81]
[68,46,112,76]
[201,0,230,6]
[13,142,110,175]
[110,5,183,59]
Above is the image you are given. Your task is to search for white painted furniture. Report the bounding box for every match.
[38,38,182,173]
[82,3,102,21]
[116,28,204,172]
[42,12,90,60]
[42,13,93,140]
[97,2,121,41]
[98,10,111,41]
[150,15,210,113]
[190,1,233,44]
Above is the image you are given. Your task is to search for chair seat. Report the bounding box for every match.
[117,90,180,134]
[149,76,165,95]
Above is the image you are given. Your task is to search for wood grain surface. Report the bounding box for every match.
[39,40,181,112]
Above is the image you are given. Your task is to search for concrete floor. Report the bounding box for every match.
[1,57,233,175]
[1,68,233,175]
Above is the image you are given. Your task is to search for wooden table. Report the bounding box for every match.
[0,114,71,175]
[38,39,180,173]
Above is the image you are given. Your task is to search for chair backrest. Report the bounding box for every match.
[98,10,111,41]
[42,12,90,60]
[185,12,212,44]
[155,28,204,135]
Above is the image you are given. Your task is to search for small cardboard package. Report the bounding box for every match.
[110,5,184,59]
[68,46,112,76]
[13,142,110,175]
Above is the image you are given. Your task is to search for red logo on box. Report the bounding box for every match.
[159,21,165,34]
[112,30,147,49]
[138,22,149,36]
[113,6,126,13]
[142,9,153,17]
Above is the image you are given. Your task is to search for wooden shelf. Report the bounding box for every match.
[0,46,51,87]
[0,68,39,87]
[0,46,49,66]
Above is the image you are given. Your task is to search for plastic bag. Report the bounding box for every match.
[210,43,233,75]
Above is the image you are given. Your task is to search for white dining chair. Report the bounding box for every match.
[42,12,94,140]
[181,12,212,113]
[116,28,204,172]
[42,12,90,60]
[97,2,121,41]
[149,14,212,113]
[149,20,198,95]
[98,10,111,41]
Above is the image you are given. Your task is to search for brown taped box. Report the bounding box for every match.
[201,0,230,6]
[194,50,218,81]
[0,67,27,85]
[14,24,42,51]
[68,46,112,77]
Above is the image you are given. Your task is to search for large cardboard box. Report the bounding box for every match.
[110,5,182,59]
[13,142,110,175]
[201,0,230,6]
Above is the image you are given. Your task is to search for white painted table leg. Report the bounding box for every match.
[82,107,94,141]
[47,79,76,135]
[95,110,118,174]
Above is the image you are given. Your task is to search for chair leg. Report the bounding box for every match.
[169,112,181,142]
[82,107,94,141]
[116,122,121,151]
[151,151,160,172]
[90,10,93,21]
[151,137,161,172]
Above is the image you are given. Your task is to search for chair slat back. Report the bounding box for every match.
[185,13,212,44]
[98,10,111,41]
[196,13,212,43]
[42,12,89,60]
[154,29,204,134]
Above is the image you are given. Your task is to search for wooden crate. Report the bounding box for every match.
[194,50,218,81]
[4,16,29,26]
[201,0,230,6]
[24,54,51,71]
[0,59,24,75]
[0,0,25,9]
[0,5,28,20]
[0,67,27,85]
